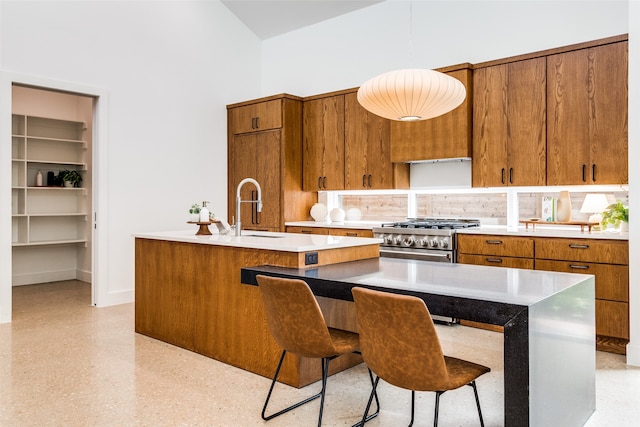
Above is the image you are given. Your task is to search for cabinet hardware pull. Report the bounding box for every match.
[486,240,503,244]
[592,164,596,182]
[509,168,513,184]
[569,244,589,249]
[255,117,259,129]
[323,176,327,188]
[301,230,312,234]
[318,176,322,189]
[582,164,586,182]
[251,117,256,129]
[368,174,372,187]
[501,168,505,184]
[486,258,503,263]
[569,265,589,269]
[362,174,367,187]
[346,232,357,237]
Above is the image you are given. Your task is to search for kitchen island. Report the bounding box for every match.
[241,257,596,427]
[133,230,381,387]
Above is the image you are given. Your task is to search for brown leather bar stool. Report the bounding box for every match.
[351,287,491,427]
[256,275,379,427]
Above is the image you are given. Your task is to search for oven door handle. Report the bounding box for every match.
[379,248,452,262]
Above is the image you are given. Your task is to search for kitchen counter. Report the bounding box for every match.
[241,257,596,427]
[132,229,382,252]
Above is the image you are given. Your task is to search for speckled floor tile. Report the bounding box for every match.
[0,281,638,426]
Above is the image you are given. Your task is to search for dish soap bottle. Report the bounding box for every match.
[36,170,43,187]
[199,201,210,222]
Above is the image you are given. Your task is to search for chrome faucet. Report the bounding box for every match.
[235,178,262,236]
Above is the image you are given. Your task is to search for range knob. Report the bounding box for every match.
[402,236,415,247]
[417,237,429,247]
[384,234,395,245]
[429,238,439,248]
[393,235,403,246]
[439,238,449,249]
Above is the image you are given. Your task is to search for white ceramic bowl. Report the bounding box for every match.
[330,208,346,222]
[310,203,328,222]
[345,207,362,221]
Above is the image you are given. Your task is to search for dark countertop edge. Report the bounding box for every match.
[241,264,527,327]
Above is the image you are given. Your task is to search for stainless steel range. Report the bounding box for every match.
[373,218,481,263]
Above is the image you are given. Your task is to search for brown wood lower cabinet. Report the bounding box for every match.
[457,233,629,354]
[286,226,373,238]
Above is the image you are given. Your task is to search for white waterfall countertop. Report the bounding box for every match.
[132,229,383,252]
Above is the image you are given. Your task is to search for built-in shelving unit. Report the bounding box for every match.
[11,114,88,246]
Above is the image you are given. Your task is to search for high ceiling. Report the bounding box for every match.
[221,0,384,40]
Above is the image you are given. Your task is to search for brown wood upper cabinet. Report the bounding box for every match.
[344,92,405,190]
[303,90,409,191]
[303,94,345,191]
[547,41,628,185]
[472,58,547,187]
[390,65,472,163]
[229,99,282,135]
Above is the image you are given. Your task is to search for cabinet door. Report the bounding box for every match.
[303,96,345,190]
[230,131,281,231]
[506,57,546,186]
[229,100,282,135]
[472,64,508,187]
[457,234,534,258]
[457,253,534,269]
[344,92,393,189]
[547,42,628,185]
[390,68,472,162]
[472,58,546,187]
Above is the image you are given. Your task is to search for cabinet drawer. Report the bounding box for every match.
[457,234,534,258]
[329,228,374,238]
[535,239,628,264]
[230,100,282,134]
[596,300,629,339]
[286,226,328,235]
[535,260,628,302]
[458,254,534,269]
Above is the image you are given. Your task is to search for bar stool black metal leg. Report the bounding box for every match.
[470,381,485,427]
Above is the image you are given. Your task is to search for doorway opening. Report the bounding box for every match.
[10,84,95,306]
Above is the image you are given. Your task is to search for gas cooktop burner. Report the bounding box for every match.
[381,218,481,230]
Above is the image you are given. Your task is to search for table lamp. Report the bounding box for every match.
[580,194,610,223]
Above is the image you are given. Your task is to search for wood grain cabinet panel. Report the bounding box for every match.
[390,66,472,162]
[285,226,329,235]
[458,253,534,269]
[473,58,546,187]
[457,234,534,258]
[229,99,282,135]
[547,41,628,185]
[535,238,629,264]
[286,226,373,238]
[595,300,629,340]
[302,94,345,191]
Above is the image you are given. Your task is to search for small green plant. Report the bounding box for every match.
[601,201,628,228]
[58,169,83,187]
[189,203,201,214]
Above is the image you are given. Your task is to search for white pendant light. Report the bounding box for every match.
[357,68,466,122]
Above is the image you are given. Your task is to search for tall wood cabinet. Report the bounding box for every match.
[473,58,547,187]
[302,93,345,191]
[546,41,628,185]
[390,65,473,163]
[303,89,408,191]
[11,115,88,246]
[227,95,314,232]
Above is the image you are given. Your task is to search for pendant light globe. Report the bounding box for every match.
[357,68,466,121]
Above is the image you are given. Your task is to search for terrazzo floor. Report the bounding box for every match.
[1,280,639,426]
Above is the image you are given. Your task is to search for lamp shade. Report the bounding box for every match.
[357,69,466,121]
[580,194,610,214]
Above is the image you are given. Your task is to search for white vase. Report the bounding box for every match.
[310,203,328,222]
[556,191,572,222]
[329,208,345,223]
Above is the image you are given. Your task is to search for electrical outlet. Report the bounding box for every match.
[305,252,318,265]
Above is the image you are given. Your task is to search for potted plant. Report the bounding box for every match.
[601,201,629,231]
[58,169,83,188]
[189,203,201,222]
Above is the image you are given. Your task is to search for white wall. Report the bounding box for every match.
[0,0,262,321]
[260,0,638,365]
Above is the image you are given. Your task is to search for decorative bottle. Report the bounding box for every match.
[556,191,572,222]
[36,170,43,186]
[199,201,210,222]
